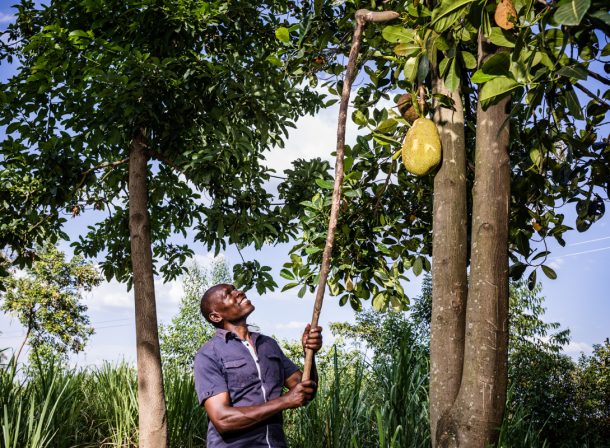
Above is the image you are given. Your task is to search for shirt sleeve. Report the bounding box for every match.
[193,348,228,405]
[274,340,300,379]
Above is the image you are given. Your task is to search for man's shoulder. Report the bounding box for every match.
[195,335,222,358]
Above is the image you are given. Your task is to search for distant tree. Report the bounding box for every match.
[0,244,101,363]
[330,309,422,365]
[410,273,432,340]
[159,258,231,372]
[508,279,580,446]
[574,339,610,445]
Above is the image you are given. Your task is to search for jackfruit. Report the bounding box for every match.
[494,0,518,30]
[402,118,441,176]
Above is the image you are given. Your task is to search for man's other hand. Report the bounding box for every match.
[301,324,323,353]
[282,380,317,409]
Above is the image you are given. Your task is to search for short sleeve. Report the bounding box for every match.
[193,348,228,405]
[274,340,300,379]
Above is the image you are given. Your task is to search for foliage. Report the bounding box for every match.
[0,0,325,294]
[573,339,610,445]
[0,243,101,362]
[507,280,610,447]
[278,0,609,312]
[159,258,231,372]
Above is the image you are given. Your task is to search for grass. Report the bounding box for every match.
[0,343,550,448]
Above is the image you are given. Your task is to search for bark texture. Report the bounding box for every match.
[437,42,511,447]
[430,78,468,446]
[129,129,168,448]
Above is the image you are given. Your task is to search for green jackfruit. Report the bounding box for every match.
[402,118,441,176]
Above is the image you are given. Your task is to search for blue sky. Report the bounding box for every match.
[1,4,608,366]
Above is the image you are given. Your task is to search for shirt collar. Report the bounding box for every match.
[215,328,260,344]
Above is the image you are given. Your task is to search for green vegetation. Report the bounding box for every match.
[1,244,101,364]
[1,278,608,447]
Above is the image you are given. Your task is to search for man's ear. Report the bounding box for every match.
[209,312,222,325]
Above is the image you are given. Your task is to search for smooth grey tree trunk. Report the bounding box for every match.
[129,129,168,448]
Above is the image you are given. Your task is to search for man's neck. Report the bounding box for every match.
[224,321,249,341]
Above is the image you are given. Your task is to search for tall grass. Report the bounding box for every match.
[1,344,550,448]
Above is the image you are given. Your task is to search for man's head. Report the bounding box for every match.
[200,284,254,328]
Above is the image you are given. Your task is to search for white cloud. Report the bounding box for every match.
[546,257,565,271]
[0,12,14,24]
[563,341,593,359]
[85,280,133,310]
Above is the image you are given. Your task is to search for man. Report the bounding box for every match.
[194,283,323,447]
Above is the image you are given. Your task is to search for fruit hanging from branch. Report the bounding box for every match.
[402,117,442,176]
[494,0,518,30]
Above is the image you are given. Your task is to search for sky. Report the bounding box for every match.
[0,3,608,367]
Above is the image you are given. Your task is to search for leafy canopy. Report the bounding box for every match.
[281,0,609,311]
[0,0,324,292]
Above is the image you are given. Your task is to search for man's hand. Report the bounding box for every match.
[282,380,317,409]
[302,324,323,353]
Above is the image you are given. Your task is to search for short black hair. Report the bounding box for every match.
[200,283,231,328]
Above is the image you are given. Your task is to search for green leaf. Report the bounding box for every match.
[281,282,299,292]
[352,110,367,126]
[556,65,588,80]
[275,27,290,43]
[394,43,421,57]
[472,52,511,84]
[431,0,478,33]
[376,119,398,134]
[563,86,584,120]
[553,0,591,26]
[412,257,423,276]
[460,51,477,70]
[417,54,430,83]
[315,178,335,190]
[527,269,537,290]
[265,55,282,66]
[590,10,610,26]
[382,26,416,43]
[280,269,294,280]
[479,76,520,103]
[439,57,451,78]
[487,27,516,48]
[297,285,307,298]
[372,292,386,312]
[68,30,89,38]
[541,265,557,280]
[404,56,420,83]
[445,58,460,92]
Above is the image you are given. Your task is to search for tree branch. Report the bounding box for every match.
[574,83,610,108]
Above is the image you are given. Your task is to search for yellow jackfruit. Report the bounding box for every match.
[494,0,518,30]
[402,118,441,176]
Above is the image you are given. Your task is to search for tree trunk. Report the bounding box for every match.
[129,129,168,448]
[430,78,468,446]
[436,39,511,447]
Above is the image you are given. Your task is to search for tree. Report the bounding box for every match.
[280,0,609,445]
[0,1,324,445]
[159,258,231,372]
[0,243,101,363]
[507,280,576,445]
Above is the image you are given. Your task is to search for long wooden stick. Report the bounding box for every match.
[302,8,399,382]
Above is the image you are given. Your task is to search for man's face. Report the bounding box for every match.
[209,284,255,326]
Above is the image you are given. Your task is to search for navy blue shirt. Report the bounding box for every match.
[194,329,300,448]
